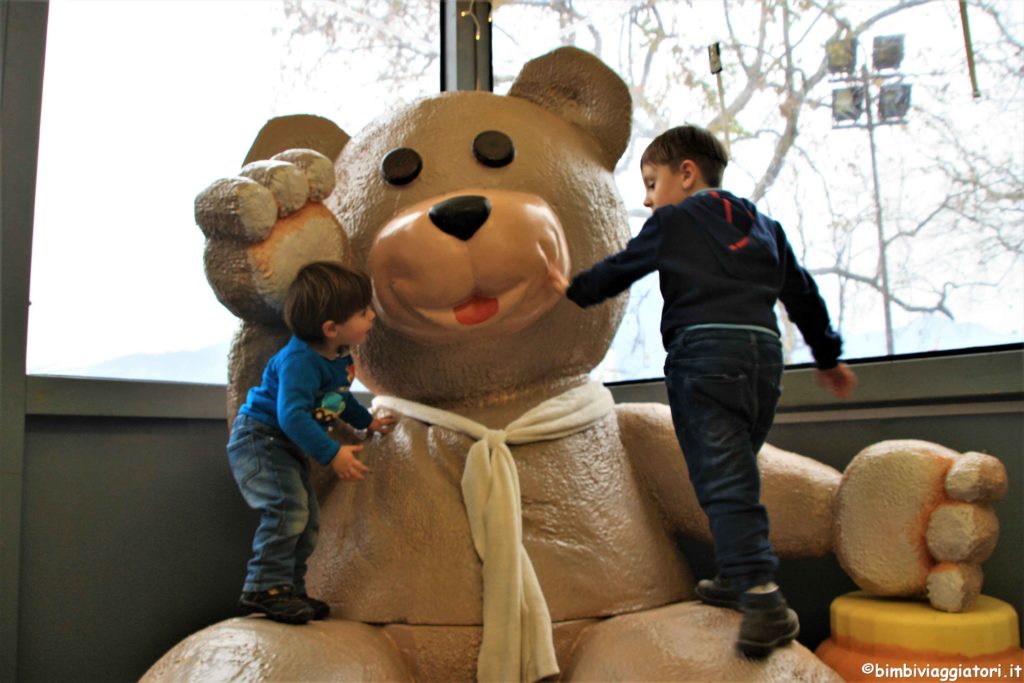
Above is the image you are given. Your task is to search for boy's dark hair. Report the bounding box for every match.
[284,261,373,342]
[641,125,729,188]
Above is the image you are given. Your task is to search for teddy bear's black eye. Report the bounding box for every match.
[473,131,515,168]
[380,147,422,185]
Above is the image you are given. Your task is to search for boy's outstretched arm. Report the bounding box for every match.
[815,363,857,398]
[560,213,663,307]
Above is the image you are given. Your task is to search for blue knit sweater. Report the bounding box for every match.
[239,336,373,464]
[567,190,842,368]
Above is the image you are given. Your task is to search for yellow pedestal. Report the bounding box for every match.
[816,592,1023,682]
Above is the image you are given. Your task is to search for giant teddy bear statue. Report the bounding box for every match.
[144,47,1007,682]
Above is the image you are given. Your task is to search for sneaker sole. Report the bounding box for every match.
[737,619,800,660]
[239,600,314,625]
[694,585,741,611]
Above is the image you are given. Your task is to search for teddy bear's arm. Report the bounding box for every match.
[615,403,712,544]
[616,403,840,557]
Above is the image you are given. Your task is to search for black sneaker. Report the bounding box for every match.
[239,585,315,624]
[297,593,330,620]
[736,590,800,659]
[695,575,741,610]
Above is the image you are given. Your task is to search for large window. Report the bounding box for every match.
[28,1,1022,386]
[27,0,439,383]
[494,0,1024,382]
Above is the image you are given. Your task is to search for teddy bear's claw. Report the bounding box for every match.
[194,177,277,242]
[239,158,311,218]
[945,451,1009,503]
[270,149,336,202]
[926,562,983,612]
[239,159,310,218]
[926,502,999,564]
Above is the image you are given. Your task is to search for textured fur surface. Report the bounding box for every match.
[146,47,1005,681]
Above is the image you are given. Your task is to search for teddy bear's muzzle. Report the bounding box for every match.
[368,189,570,343]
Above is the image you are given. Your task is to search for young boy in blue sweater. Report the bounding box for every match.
[552,125,857,658]
[228,261,395,624]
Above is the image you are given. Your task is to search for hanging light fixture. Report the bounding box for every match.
[872,35,905,71]
[832,86,865,123]
[826,36,858,75]
[878,83,912,121]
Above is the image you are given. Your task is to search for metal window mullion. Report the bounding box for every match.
[1,1,49,680]
[441,0,492,92]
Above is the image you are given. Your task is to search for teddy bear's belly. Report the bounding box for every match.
[307,412,692,625]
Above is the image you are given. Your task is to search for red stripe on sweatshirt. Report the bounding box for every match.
[729,236,750,251]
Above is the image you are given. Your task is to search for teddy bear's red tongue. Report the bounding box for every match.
[453,296,499,325]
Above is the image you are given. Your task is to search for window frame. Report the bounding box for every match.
[3,5,1021,679]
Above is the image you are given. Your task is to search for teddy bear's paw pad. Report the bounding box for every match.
[835,440,1006,605]
[834,439,958,596]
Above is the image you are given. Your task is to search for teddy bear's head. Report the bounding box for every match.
[249,48,634,405]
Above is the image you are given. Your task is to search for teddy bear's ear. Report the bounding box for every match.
[243,114,350,166]
[509,47,632,170]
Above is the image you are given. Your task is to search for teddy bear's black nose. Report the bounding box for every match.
[428,195,492,241]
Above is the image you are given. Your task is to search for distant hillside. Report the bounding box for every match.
[43,341,232,384]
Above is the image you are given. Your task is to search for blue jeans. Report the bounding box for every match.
[664,327,784,592]
[227,414,320,593]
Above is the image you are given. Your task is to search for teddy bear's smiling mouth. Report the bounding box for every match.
[402,280,532,329]
[453,296,499,325]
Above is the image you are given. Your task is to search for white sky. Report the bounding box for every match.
[28,0,435,378]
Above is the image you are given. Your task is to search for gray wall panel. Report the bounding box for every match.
[17,384,1022,681]
[20,416,254,682]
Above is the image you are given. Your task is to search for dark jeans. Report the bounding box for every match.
[664,327,784,593]
[227,414,320,593]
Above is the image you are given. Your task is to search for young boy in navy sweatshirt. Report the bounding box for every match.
[553,125,857,658]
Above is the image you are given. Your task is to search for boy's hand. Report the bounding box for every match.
[330,444,369,481]
[368,414,397,435]
[815,363,857,399]
[548,263,569,296]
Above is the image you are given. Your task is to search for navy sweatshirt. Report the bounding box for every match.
[567,190,842,369]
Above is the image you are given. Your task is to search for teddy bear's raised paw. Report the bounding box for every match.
[195,149,336,244]
[196,147,348,323]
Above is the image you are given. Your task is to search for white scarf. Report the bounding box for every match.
[373,381,615,683]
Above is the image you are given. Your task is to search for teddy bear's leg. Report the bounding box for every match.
[141,617,413,682]
[561,602,842,682]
